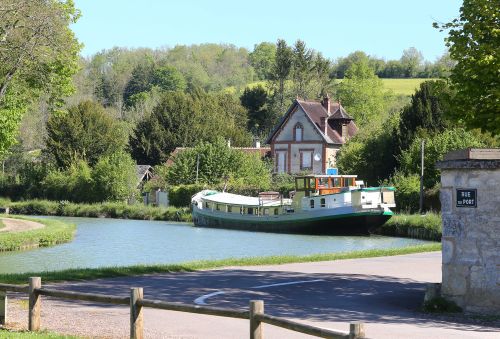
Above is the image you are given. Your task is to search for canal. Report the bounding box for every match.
[0,217,433,274]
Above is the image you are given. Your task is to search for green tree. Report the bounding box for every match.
[153,65,187,92]
[249,42,276,80]
[397,80,451,152]
[270,39,293,110]
[93,151,138,201]
[0,0,81,156]
[336,57,386,125]
[123,61,155,107]
[400,47,424,78]
[434,0,499,134]
[292,40,313,98]
[399,128,484,188]
[129,91,251,166]
[45,101,127,168]
[240,85,277,136]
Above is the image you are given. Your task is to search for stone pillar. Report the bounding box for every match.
[437,148,500,314]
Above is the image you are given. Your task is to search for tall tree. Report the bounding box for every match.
[400,47,424,78]
[45,101,127,168]
[434,0,500,134]
[292,40,313,98]
[0,0,81,156]
[249,42,276,80]
[270,39,293,110]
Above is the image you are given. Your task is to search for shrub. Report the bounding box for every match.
[422,296,462,313]
[390,172,420,213]
[168,184,206,207]
[93,151,138,202]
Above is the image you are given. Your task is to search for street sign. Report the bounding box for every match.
[456,189,477,208]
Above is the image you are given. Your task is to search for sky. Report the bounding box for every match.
[72,0,463,61]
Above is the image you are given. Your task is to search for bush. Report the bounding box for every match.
[422,296,462,313]
[376,212,442,241]
[168,184,206,207]
[390,172,420,213]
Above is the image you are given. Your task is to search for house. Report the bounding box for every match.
[265,96,358,174]
[136,165,153,190]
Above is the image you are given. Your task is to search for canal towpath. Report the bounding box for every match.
[5,251,499,338]
[0,217,44,233]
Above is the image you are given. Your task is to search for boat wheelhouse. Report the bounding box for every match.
[191,174,395,235]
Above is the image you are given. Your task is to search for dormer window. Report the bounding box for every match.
[294,123,303,141]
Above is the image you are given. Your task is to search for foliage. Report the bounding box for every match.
[398,128,484,188]
[164,138,271,188]
[129,91,252,165]
[6,200,191,222]
[92,151,138,202]
[0,329,81,338]
[434,0,500,134]
[376,212,442,241]
[400,47,424,77]
[388,172,421,213]
[249,42,276,80]
[397,80,451,152]
[336,55,387,125]
[167,184,206,207]
[45,101,127,168]
[0,216,75,251]
[269,39,293,110]
[0,0,81,155]
[240,85,279,137]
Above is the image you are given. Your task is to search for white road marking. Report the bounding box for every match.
[194,291,226,305]
[193,279,325,305]
[251,279,325,289]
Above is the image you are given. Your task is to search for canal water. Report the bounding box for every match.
[0,217,433,274]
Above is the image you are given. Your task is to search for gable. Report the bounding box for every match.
[273,105,324,142]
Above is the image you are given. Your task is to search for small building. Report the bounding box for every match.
[136,165,153,190]
[266,96,358,174]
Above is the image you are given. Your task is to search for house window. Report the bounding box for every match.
[275,150,287,173]
[320,198,326,207]
[294,123,303,141]
[310,199,315,208]
[300,150,313,171]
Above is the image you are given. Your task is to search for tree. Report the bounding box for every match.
[129,91,252,166]
[336,57,386,125]
[153,65,187,92]
[397,80,451,152]
[249,42,276,80]
[45,101,127,168]
[434,0,500,134]
[123,61,155,107]
[93,151,138,201]
[0,0,81,156]
[270,39,293,110]
[292,40,313,98]
[400,47,424,77]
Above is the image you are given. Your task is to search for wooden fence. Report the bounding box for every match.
[1,277,366,339]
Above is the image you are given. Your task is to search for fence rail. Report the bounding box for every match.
[0,277,366,339]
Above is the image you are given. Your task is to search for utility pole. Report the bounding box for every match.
[419,140,425,214]
[195,154,200,184]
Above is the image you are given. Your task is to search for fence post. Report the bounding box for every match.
[130,287,144,339]
[349,322,365,339]
[28,277,41,331]
[0,291,7,325]
[249,300,264,339]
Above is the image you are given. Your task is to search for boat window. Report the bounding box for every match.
[227,206,232,213]
[318,178,329,188]
[263,208,269,215]
[248,207,254,215]
[320,198,326,207]
[310,199,315,208]
[216,204,220,211]
[205,202,209,208]
[274,208,279,215]
[333,177,340,187]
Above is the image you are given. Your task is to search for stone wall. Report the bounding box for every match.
[437,150,500,314]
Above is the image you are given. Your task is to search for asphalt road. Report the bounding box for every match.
[8,252,500,338]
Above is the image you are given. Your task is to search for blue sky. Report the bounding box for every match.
[72,0,462,61]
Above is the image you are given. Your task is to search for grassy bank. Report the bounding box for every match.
[4,199,192,222]
[0,215,76,251]
[0,243,440,284]
[375,213,441,241]
[0,329,79,338]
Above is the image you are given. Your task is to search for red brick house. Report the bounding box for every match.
[266,96,358,174]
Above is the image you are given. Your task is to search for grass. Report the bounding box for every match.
[0,243,440,284]
[375,212,442,241]
[0,329,80,339]
[0,219,4,230]
[0,215,76,251]
[380,78,433,96]
[5,199,192,223]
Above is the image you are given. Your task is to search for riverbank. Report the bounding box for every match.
[0,242,440,284]
[0,215,75,251]
[2,199,442,240]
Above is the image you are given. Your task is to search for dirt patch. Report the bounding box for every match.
[0,218,45,233]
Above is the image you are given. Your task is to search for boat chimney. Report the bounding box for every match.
[227,139,231,148]
[253,140,261,148]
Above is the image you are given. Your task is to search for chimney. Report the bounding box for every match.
[320,117,328,136]
[321,94,330,114]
